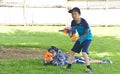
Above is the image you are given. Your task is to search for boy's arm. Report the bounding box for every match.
[78,18,89,43]
[79,29,88,40]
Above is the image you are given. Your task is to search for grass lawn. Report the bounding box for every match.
[0,26,120,74]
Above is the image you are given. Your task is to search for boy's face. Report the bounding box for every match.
[49,49,56,57]
[71,11,80,21]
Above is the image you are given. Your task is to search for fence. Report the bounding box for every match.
[0,0,120,26]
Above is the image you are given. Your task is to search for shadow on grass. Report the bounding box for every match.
[90,35,120,59]
[0,30,68,48]
[0,30,120,58]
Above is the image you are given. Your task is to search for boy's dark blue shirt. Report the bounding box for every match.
[71,18,92,43]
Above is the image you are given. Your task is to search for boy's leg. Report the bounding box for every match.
[68,51,76,64]
[82,52,90,66]
[90,59,101,64]
[82,52,92,72]
[66,40,82,69]
[82,40,92,73]
[66,51,75,69]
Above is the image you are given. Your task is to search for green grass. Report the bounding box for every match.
[0,26,120,74]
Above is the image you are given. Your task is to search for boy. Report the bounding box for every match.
[43,46,65,66]
[43,46,112,66]
[66,7,93,73]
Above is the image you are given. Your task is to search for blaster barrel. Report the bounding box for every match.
[58,30,64,32]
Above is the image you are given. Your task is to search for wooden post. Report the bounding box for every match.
[87,0,88,9]
[106,0,108,10]
[105,0,108,27]
[23,0,26,26]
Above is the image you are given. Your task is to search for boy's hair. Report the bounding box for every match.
[68,7,81,14]
[47,46,58,52]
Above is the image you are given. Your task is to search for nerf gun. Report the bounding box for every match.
[59,27,77,41]
[44,51,52,63]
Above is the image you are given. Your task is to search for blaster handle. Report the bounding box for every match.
[72,34,77,42]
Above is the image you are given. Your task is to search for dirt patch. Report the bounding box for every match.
[0,46,45,60]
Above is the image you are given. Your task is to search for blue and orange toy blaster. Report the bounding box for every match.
[59,28,77,41]
[44,51,52,62]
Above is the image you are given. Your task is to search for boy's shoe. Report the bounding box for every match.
[85,68,92,74]
[101,60,112,64]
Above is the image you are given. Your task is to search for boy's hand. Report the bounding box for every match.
[45,56,53,63]
[72,37,81,42]
[72,38,77,42]
[72,37,78,42]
